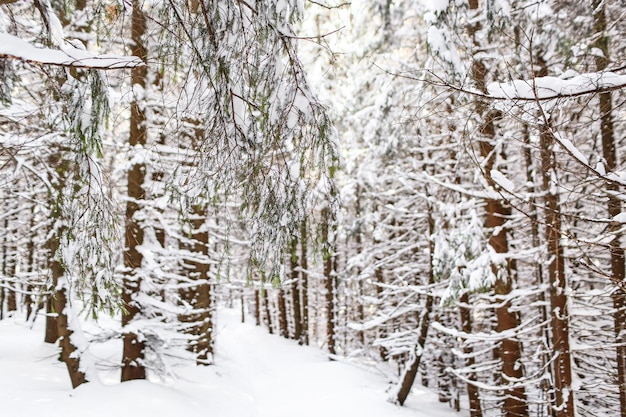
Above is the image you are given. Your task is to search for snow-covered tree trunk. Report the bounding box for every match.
[188,205,214,365]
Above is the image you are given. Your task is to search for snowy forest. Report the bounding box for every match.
[1,0,625,416]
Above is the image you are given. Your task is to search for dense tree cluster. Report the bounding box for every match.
[1,1,626,417]
[272,1,626,417]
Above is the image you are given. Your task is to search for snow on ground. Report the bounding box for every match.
[0,307,458,417]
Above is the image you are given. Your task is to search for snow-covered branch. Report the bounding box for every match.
[0,32,144,69]
[488,70,626,101]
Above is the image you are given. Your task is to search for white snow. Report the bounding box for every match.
[0,32,143,69]
[0,307,457,417]
[554,133,589,166]
[487,71,626,100]
[420,0,449,14]
[613,213,626,223]
[490,169,515,193]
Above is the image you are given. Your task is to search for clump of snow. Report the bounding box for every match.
[487,71,626,100]
[490,169,515,193]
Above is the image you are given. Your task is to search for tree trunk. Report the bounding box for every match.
[460,292,483,417]
[25,205,37,321]
[277,287,288,338]
[47,152,87,388]
[300,219,309,345]
[322,206,337,355]
[44,297,58,343]
[263,286,273,334]
[1,217,17,316]
[469,11,528,411]
[523,123,555,413]
[540,124,575,417]
[52,279,87,388]
[190,205,213,365]
[481,145,528,417]
[5,230,16,314]
[254,288,261,326]
[352,185,365,347]
[593,3,626,414]
[290,237,302,342]
[395,197,435,405]
[121,0,148,382]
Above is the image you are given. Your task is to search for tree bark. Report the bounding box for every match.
[395,198,435,405]
[263,286,273,334]
[592,3,626,415]
[190,205,213,364]
[44,297,59,343]
[460,292,483,417]
[322,206,337,355]
[290,237,302,342]
[47,152,87,388]
[277,287,288,338]
[479,128,528,417]
[121,0,148,382]
[468,9,528,411]
[254,288,261,326]
[540,124,575,417]
[300,219,309,345]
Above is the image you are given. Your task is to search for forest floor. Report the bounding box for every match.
[0,307,458,417]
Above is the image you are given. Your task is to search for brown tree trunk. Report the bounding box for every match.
[1,217,17,316]
[469,11,528,411]
[300,220,309,345]
[121,0,148,382]
[25,206,37,321]
[47,153,87,388]
[480,146,528,417]
[321,206,337,355]
[263,286,273,334]
[524,137,556,417]
[5,237,16,314]
[44,297,58,343]
[290,237,302,342]
[52,280,87,388]
[540,125,574,417]
[0,217,5,320]
[254,288,261,326]
[460,292,483,417]
[593,3,626,414]
[395,198,435,405]
[190,205,213,364]
[352,186,365,346]
[277,287,288,338]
